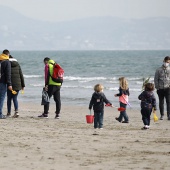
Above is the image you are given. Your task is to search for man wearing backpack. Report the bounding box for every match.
[0,49,12,119]
[38,57,62,119]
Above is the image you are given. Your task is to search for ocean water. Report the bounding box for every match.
[11,50,170,109]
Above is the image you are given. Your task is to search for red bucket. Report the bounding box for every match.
[86,115,94,124]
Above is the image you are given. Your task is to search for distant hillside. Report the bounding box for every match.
[0,5,170,50]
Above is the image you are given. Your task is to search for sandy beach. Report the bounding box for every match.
[0,101,170,170]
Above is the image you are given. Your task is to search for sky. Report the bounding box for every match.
[0,0,170,22]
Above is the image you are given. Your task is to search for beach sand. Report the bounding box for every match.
[0,102,170,170]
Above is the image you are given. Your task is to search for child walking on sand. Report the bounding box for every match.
[138,83,157,130]
[89,84,112,129]
[114,77,129,123]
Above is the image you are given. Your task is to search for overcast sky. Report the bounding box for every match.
[0,0,170,22]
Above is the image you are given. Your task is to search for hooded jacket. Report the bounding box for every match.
[154,65,170,89]
[9,58,25,90]
[89,92,112,112]
[138,91,157,110]
[0,53,11,86]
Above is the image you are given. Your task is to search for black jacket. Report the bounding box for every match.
[10,58,25,90]
[89,92,112,112]
[0,60,11,86]
[138,91,157,110]
[116,87,130,96]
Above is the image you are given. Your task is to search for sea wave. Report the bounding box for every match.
[62,85,93,89]
[24,75,43,78]
[64,76,107,81]
[30,84,44,87]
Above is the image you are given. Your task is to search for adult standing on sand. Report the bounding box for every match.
[154,56,170,120]
[0,49,12,119]
[6,55,25,118]
[38,57,62,119]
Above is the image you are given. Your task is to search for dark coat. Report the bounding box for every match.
[89,92,112,112]
[0,60,11,86]
[138,91,157,110]
[116,87,130,96]
[10,58,25,90]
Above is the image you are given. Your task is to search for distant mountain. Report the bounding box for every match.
[0,5,170,50]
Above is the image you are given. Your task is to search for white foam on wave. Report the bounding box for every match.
[64,76,107,81]
[30,84,44,87]
[63,85,93,89]
[24,75,42,78]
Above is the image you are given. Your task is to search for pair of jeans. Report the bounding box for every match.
[0,83,7,115]
[94,110,104,128]
[44,85,61,115]
[141,107,152,126]
[7,89,19,114]
[157,89,170,117]
[117,102,129,122]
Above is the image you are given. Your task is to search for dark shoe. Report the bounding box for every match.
[115,117,121,122]
[38,114,48,118]
[55,114,60,119]
[6,113,11,117]
[168,117,170,120]
[0,114,6,119]
[141,126,148,130]
[122,121,129,123]
[13,111,19,118]
[160,115,164,120]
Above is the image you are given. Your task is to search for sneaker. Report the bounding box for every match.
[146,125,150,129]
[115,117,121,122]
[141,126,148,130]
[0,114,6,119]
[99,128,103,129]
[13,112,19,118]
[141,125,149,130]
[168,117,170,120]
[6,113,11,117]
[38,114,48,118]
[122,121,129,123]
[55,114,60,119]
[160,115,164,120]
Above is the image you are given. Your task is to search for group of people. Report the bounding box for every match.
[0,49,25,119]
[0,52,62,119]
[89,56,170,130]
[0,50,170,130]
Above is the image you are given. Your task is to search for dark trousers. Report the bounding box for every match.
[141,107,152,126]
[44,85,61,115]
[157,88,170,117]
[94,110,104,128]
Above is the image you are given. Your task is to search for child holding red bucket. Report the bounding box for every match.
[114,77,130,123]
[138,83,157,130]
[89,84,112,129]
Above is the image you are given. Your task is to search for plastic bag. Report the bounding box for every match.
[41,88,50,105]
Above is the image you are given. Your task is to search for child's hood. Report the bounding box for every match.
[93,92,103,99]
[143,91,154,98]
